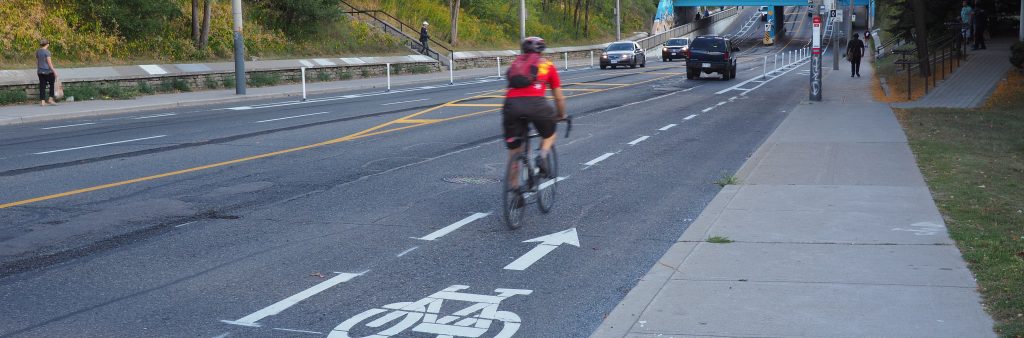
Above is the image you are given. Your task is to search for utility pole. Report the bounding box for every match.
[615,0,621,40]
[833,0,839,70]
[1020,0,1023,41]
[231,0,246,95]
[520,0,526,41]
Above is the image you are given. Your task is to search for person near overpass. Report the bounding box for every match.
[847,33,865,78]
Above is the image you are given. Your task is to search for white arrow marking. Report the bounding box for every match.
[504,228,580,271]
[417,213,490,241]
[222,271,364,327]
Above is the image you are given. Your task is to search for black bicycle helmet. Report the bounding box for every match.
[521,37,546,54]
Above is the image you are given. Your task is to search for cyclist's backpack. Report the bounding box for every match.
[506,53,542,88]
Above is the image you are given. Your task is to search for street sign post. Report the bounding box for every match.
[811,15,822,101]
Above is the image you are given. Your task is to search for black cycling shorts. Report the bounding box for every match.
[502,97,557,149]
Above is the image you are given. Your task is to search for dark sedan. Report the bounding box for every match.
[661,38,689,62]
[600,41,647,69]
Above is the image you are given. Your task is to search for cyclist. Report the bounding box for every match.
[503,37,567,207]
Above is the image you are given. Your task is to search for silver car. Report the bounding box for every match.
[600,41,647,69]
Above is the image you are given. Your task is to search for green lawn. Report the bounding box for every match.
[896,70,1024,337]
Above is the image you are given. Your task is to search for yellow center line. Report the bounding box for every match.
[446,103,504,107]
[0,73,674,209]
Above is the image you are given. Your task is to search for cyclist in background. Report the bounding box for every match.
[502,37,567,205]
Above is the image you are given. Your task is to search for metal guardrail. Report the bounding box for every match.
[636,7,739,51]
[339,0,454,65]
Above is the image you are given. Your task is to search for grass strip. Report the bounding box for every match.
[895,70,1024,337]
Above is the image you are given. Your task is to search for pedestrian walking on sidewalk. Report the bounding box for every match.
[419,21,431,55]
[36,39,59,106]
[972,7,988,50]
[847,33,865,78]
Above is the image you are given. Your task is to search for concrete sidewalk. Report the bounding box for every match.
[592,53,996,336]
[893,37,1016,109]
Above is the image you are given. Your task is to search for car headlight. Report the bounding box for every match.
[663,47,668,52]
[601,53,608,58]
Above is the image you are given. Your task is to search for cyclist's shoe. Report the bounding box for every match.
[535,155,551,178]
[512,192,526,209]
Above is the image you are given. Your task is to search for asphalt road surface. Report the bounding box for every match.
[0,13,821,337]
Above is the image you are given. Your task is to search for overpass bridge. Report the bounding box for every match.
[672,0,872,45]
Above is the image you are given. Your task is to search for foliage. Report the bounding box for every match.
[880,0,961,41]
[249,0,342,38]
[1011,42,1024,69]
[248,72,280,87]
[78,0,181,40]
[896,70,1024,337]
[0,90,28,105]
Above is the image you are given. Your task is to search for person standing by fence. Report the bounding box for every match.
[961,1,973,43]
[419,21,431,55]
[36,39,58,106]
[973,6,988,50]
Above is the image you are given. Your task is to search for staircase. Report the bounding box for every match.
[339,0,454,65]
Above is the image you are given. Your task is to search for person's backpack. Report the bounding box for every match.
[507,53,542,88]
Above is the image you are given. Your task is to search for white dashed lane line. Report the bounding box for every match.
[584,153,615,166]
[254,112,331,124]
[133,113,177,120]
[33,135,168,155]
[41,122,97,130]
[381,98,430,106]
[702,107,715,113]
[658,124,677,131]
[684,114,698,120]
[627,136,650,146]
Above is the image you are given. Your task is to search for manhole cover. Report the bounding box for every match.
[444,176,500,185]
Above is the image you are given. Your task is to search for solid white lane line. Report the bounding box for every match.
[41,122,96,130]
[381,98,430,106]
[702,107,715,113]
[584,153,614,166]
[658,124,677,131]
[272,328,322,335]
[133,113,177,120]
[684,114,698,120]
[34,135,167,155]
[628,136,650,146]
[222,272,364,327]
[254,112,330,123]
[396,246,419,257]
[417,213,490,241]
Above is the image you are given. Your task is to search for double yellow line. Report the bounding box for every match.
[0,71,676,209]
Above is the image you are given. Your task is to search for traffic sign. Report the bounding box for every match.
[812,16,822,53]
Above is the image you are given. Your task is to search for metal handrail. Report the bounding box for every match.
[636,7,739,51]
[338,0,454,62]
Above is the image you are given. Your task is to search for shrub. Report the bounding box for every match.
[359,69,370,78]
[0,89,27,105]
[64,83,101,100]
[316,71,332,82]
[204,77,219,89]
[222,76,236,89]
[137,82,154,94]
[339,72,353,80]
[406,64,432,74]
[100,84,136,99]
[172,79,191,92]
[1011,42,1024,69]
[248,73,281,87]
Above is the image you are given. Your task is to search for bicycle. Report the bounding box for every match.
[502,116,572,229]
[329,285,532,338]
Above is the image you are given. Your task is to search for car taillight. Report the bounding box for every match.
[685,50,691,58]
[723,52,729,60]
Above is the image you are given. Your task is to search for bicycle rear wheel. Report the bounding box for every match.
[536,146,557,213]
[503,154,529,229]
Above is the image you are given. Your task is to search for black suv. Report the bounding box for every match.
[685,36,739,81]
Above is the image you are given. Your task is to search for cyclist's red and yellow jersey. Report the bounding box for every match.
[506,60,561,98]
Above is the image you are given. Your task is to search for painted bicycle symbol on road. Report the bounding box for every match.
[329,285,532,338]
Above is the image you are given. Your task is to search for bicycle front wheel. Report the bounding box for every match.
[503,154,529,229]
[536,146,557,213]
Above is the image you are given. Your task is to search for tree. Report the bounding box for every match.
[192,0,214,49]
[85,0,181,40]
[450,0,461,45]
[911,0,931,77]
[251,0,343,38]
